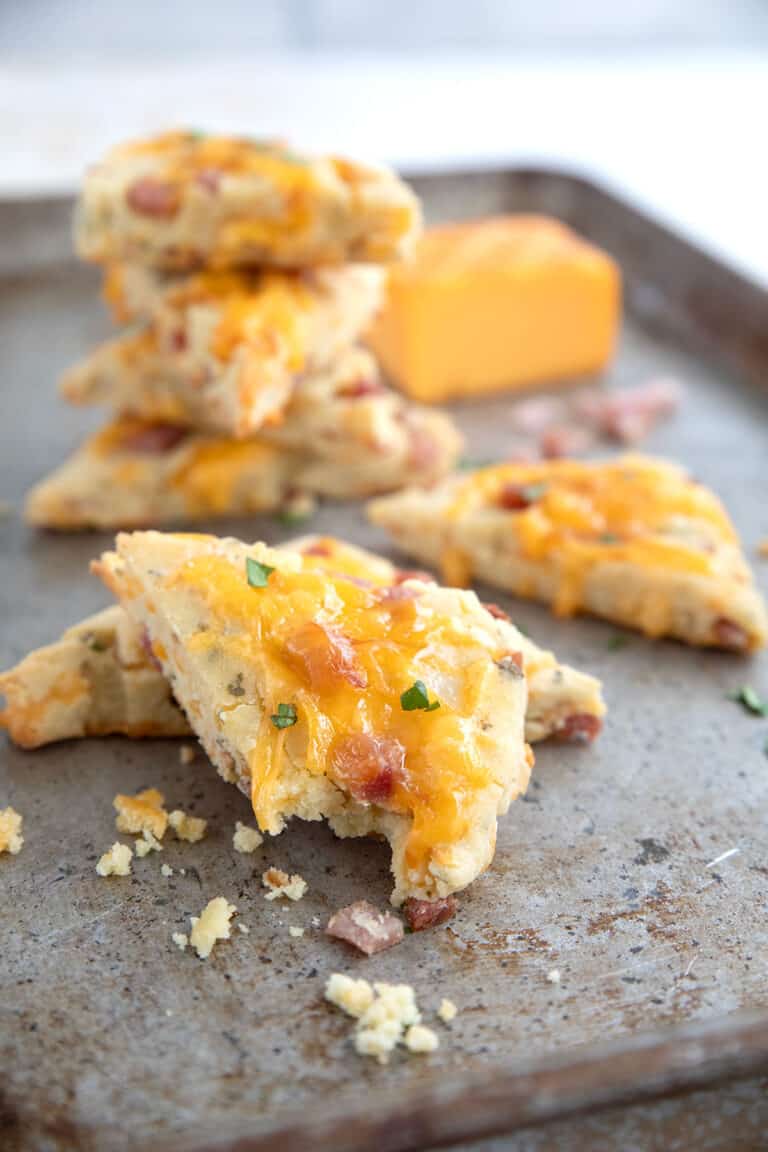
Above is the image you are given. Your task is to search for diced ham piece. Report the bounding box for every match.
[406,422,440,472]
[511,396,567,435]
[330,733,406,804]
[119,423,189,454]
[326,900,404,956]
[556,712,603,744]
[336,378,387,399]
[484,602,511,622]
[195,168,221,195]
[393,568,433,586]
[712,617,749,652]
[125,178,181,218]
[497,484,536,511]
[285,622,367,691]
[403,895,459,932]
[496,651,524,678]
[598,378,682,445]
[140,628,163,672]
[540,424,595,459]
[301,540,333,557]
[169,326,188,353]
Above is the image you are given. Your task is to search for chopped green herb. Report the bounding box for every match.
[458,457,496,471]
[400,680,441,712]
[83,633,109,653]
[521,483,548,503]
[729,686,768,716]
[270,702,298,729]
[608,634,630,651]
[246,557,275,588]
[599,532,620,544]
[277,507,311,526]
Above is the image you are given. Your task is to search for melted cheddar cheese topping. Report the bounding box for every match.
[448,457,738,615]
[170,550,513,876]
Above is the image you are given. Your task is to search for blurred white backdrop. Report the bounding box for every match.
[0,1,766,282]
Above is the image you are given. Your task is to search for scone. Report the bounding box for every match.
[369,456,768,652]
[25,386,460,531]
[63,267,384,437]
[95,531,533,903]
[0,607,187,749]
[75,131,421,270]
[2,536,604,748]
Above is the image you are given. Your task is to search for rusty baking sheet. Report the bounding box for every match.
[1,169,767,1152]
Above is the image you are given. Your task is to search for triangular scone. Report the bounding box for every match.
[75,132,421,270]
[1,538,604,750]
[369,456,768,652]
[25,380,460,531]
[62,266,383,437]
[95,532,533,904]
[0,607,188,749]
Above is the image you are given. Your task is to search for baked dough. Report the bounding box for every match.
[28,355,461,530]
[369,456,768,652]
[94,531,533,903]
[75,131,421,270]
[0,607,188,749]
[63,266,384,437]
[1,538,604,750]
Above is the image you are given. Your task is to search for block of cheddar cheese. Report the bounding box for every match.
[366,215,621,403]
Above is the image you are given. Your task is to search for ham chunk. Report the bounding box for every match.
[326,900,404,955]
[403,895,459,932]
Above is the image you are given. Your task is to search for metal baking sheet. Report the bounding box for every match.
[1,170,767,1152]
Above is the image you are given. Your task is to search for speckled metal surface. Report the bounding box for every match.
[0,174,767,1152]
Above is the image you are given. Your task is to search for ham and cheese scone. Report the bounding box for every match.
[369,456,768,652]
[62,266,384,437]
[75,131,421,270]
[95,532,533,903]
[25,378,460,531]
[1,538,604,750]
[0,607,187,749]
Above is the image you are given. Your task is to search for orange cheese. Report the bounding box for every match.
[172,551,507,878]
[366,215,621,402]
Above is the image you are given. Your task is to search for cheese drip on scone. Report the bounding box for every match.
[2,536,604,749]
[95,532,533,903]
[369,456,768,652]
[75,131,422,270]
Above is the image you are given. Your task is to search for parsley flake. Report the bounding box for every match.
[729,686,768,716]
[400,680,441,712]
[608,634,630,651]
[270,703,298,729]
[246,557,275,588]
[599,532,620,544]
[521,483,548,503]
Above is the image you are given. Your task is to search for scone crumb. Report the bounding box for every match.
[114,788,168,839]
[758,540,768,557]
[0,807,23,855]
[179,745,196,765]
[546,969,561,984]
[169,809,207,843]
[135,829,163,857]
[262,867,307,901]
[326,976,429,1063]
[237,923,250,935]
[325,974,375,1019]
[437,998,458,1023]
[96,841,133,877]
[189,896,237,959]
[289,926,305,938]
[172,932,189,952]
[233,821,263,854]
[404,1024,439,1054]
[161,863,174,877]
